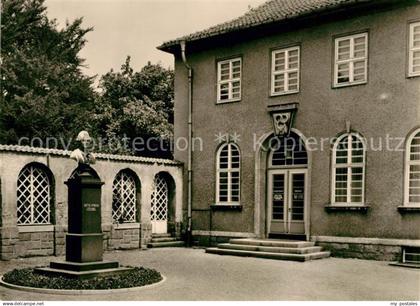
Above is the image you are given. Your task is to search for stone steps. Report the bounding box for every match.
[151,237,179,243]
[205,238,330,262]
[206,247,330,262]
[147,241,185,248]
[147,234,185,248]
[229,238,315,248]
[217,243,323,254]
[151,233,172,238]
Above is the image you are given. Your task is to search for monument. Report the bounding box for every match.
[35,131,132,279]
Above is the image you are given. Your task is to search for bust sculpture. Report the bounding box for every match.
[70,130,96,165]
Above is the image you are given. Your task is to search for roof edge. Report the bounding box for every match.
[157,0,406,54]
[0,145,181,165]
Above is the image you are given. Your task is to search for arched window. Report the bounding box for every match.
[332,133,366,204]
[405,128,420,206]
[216,143,240,204]
[269,132,308,167]
[17,164,52,225]
[112,170,138,223]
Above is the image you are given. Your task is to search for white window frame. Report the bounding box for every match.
[404,128,420,206]
[217,57,241,103]
[334,32,368,87]
[216,143,241,205]
[409,21,420,77]
[271,46,300,96]
[268,132,308,168]
[17,165,51,225]
[331,133,366,205]
[112,170,138,224]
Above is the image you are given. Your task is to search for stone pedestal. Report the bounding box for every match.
[35,164,131,279]
[65,165,103,262]
[66,233,104,262]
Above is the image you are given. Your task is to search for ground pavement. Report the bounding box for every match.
[0,247,419,301]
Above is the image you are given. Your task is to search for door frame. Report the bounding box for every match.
[267,168,308,235]
[254,129,312,241]
[151,174,169,234]
[152,220,167,234]
[267,169,288,234]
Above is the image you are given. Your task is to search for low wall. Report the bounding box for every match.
[312,236,420,261]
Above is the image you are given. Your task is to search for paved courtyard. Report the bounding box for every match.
[0,247,419,301]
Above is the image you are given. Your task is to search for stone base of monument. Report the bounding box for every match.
[65,233,104,262]
[34,261,133,280]
[32,162,136,280]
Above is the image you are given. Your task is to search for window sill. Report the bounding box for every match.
[407,73,420,79]
[270,90,299,97]
[397,206,420,213]
[18,224,54,233]
[324,204,370,212]
[113,222,140,229]
[332,81,367,89]
[210,204,243,211]
[216,99,241,105]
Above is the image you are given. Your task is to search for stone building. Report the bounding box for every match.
[158,0,420,261]
[0,145,183,259]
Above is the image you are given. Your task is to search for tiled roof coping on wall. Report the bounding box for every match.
[0,145,181,165]
[158,0,374,51]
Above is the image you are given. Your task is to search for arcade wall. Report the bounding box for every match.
[0,145,183,260]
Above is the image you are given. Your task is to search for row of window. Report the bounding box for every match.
[216,128,420,206]
[16,166,170,226]
[217,21,420,103]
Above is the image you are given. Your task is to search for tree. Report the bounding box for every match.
[91,57,174,158]
[1,1,175,158]
[0,0,96,148]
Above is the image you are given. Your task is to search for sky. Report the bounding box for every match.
[45,0,266,83]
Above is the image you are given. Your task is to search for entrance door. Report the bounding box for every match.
[151,175,168,234]
[267,169,307,235]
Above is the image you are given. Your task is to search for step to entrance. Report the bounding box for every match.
[206,238,330,262]
[151,237,179,243]
[217,243,323,254]
[229,238,315,248]
[268,233,307,241]
[151,233,172,238]
[147,234,185,248]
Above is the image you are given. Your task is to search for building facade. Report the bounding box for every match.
[0,145,183,259]
[159,0,420,260]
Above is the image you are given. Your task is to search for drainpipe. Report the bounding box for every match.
[180,40,193,247]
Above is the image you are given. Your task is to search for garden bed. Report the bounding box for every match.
[2,266,162,290]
